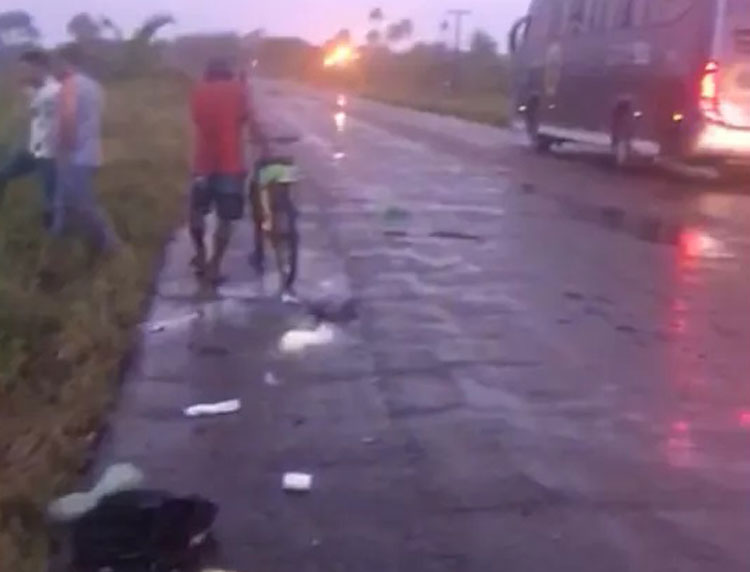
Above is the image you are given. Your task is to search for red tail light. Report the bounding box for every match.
[700,61,720,116]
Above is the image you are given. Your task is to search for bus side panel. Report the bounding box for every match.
[642,1,716,154]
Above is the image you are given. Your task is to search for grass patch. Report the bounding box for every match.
[0,75,189,571]
[360,87,510,127]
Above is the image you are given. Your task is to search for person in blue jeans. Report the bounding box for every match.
[0,49,59,228]
[52,44,118,253]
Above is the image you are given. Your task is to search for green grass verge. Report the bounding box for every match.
[360,87,510,127]
[0,75,189,572]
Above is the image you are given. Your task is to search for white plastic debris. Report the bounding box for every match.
[280,291,300,305]
[264,371,280,386]
[48,463,145,523]
[282,472,313,492]
[184,399,241,418]
[279,323,335,353]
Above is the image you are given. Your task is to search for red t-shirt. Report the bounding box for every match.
[191,79,248,174]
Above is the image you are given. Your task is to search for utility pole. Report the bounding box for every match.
[446,9,470,92]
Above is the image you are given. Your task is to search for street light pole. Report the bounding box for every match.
[446,9,470,92]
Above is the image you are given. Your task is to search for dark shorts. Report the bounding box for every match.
[190,173,245,221]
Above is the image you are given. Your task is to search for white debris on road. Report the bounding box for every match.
[184,399,241,418]
[279,323,335,353]
[282,472,314,492]
[48,463,145,523]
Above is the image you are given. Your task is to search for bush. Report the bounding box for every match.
[0,75,189,572]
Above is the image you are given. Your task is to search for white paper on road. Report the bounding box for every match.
[279,323,335,353]
[184,399,241,418]
[48,463,145,522]
[282,472,313,492]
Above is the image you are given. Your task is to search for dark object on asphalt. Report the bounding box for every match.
[429,229,482,242]
[306,295,358,325]
[70,489,217,572]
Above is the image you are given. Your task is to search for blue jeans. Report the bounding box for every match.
[0,150,56,227]
[53,162,117,251]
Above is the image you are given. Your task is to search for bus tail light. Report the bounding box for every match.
[700,61,721,118]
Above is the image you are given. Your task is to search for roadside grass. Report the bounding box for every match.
[0,75,188,572]
[360,86,510,127]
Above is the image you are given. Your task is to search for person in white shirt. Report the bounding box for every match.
[0,49,60,228]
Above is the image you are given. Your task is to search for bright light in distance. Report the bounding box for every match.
[324,44,359,68]
[337,94,347,107]
[334,111,347,132]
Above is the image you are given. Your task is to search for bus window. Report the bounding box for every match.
[568,0,587,35]
[548,0,565,38]
[615,0,636,28]
[646,0,693,25]
[587,0,602,31]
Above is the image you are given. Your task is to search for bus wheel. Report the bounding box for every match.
[611,110,634,169]
[525,102,552,153]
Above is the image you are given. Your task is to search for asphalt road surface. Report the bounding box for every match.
[94,83,750,571]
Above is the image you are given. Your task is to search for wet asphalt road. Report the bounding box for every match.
[94,83,750,571]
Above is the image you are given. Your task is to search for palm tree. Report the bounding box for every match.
[131,13,174,45]
[369,8,384,24]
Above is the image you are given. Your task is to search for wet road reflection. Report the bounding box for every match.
[107,84,750,571]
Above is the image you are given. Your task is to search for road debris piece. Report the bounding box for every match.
[264,371,281,386]
[70,489,217,571]
[184,399,241,418]
[279,323,335,353]
[361,436,376,444]
[383,205,410,223]
[48,463,145,523]
[307,295,358,324]
[283,472,314,492]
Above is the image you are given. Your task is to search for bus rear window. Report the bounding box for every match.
[725,0,750,55]
[646,0,693,25]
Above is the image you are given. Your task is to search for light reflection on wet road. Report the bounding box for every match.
[101,83,750,571]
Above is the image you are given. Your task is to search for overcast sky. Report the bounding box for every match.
[16,0,529,49]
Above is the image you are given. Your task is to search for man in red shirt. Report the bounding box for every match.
[189,58,253,283]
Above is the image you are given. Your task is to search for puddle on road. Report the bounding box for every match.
[553,194,734,260]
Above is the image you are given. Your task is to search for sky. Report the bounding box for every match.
[15,0,529,50]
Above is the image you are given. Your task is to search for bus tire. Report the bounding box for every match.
[525,101,552,153]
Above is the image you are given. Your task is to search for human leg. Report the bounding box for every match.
[189,176,211,275]
[0,150,37,204]
[36,158,56,228]
[207,174,245,283]
[58,164,118,252]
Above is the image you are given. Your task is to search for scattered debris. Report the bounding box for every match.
[384,229,409,238]
[383,205,410,223]
[70,489,217,571]
[307,295,358,324]
[564,291,585,301]
[283,472,314,492]
[184,399,241,418]
[361,436,376,445]
[48,463,145,523]
[281,290,301,304]
[279,323,335,353]
[429,230,482,242]
[264,371,281,386]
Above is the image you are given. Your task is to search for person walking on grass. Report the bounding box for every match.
[188,58,251,284]
[0,49,59,228]
[52,44,118,253]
